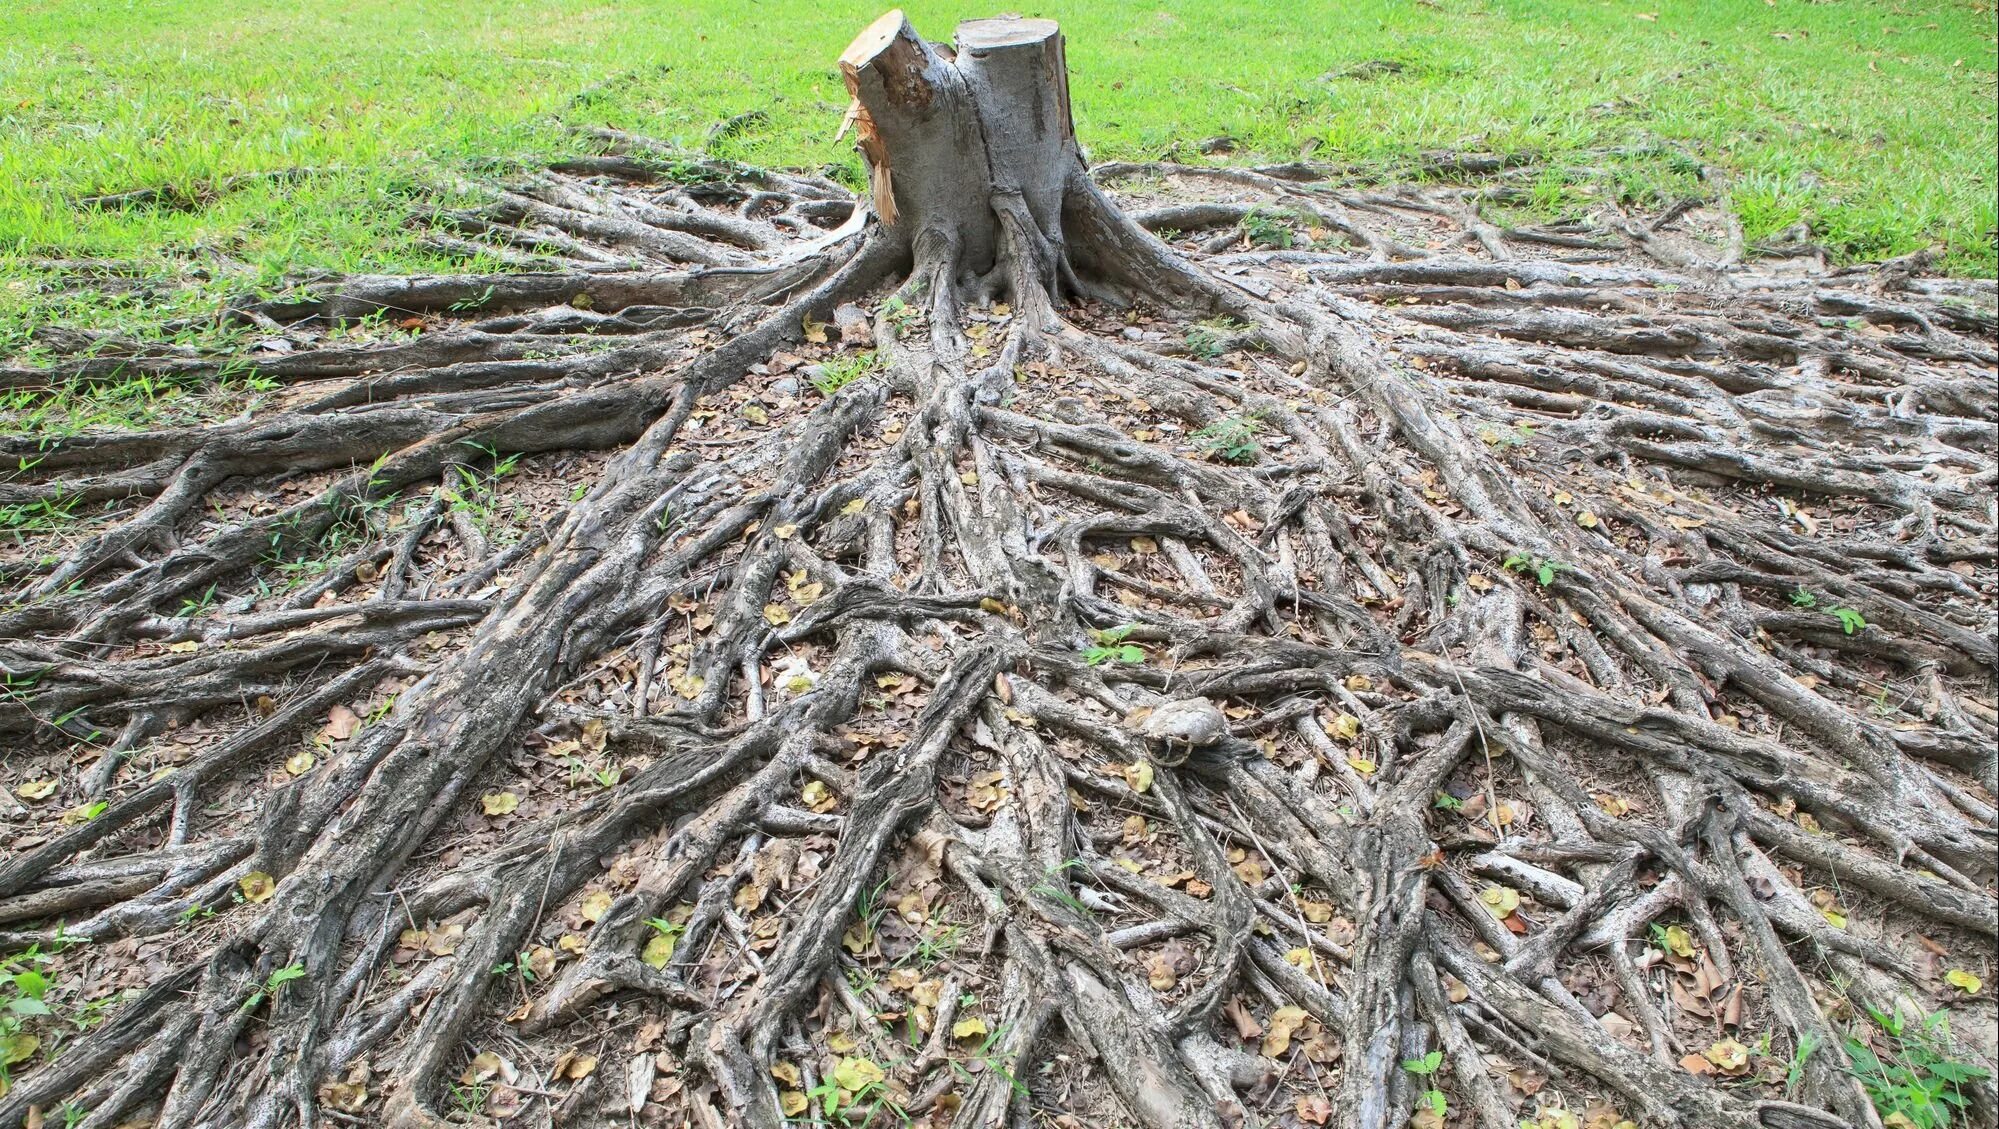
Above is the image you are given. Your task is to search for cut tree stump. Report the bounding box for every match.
[0,11,1992,1129]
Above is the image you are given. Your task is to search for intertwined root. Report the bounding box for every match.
[1,48,1995,1129]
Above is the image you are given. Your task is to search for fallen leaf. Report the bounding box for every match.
[1704,1037,1750,1075]
[1262,1005,1310,1057]
[239,871,277,903]
[1479,885,1521,919]
[1123,761,1154,794]
[481,791,520,816]
[580,890,614,923]
[13,779,56,801]
[831,1056,885,1092]
[323,704,361,742]
[284,750,316,776]
[952,1016,988,1040]
[1945,969,1982,994]
[1296,1094,1332,1125]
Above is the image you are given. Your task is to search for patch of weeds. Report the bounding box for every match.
[1030,860,1095,919]
[1239,206,1298,249]
[1081,624,1144,667]
[880,298,920,339]
[1502,553,1568,587]
[1843,1007,1989,1128]
[1184,317,1249,361]
[1790,586,1818,609]
[1192,412,1261,464]
[1825,606,1867,635]
[1476,421,1534,448]
[241,962,306,1013]
[810,350,878,396]
[440,441,522,538]
[1401,1050,1447,1119]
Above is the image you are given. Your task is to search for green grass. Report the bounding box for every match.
[0,0,1992,347]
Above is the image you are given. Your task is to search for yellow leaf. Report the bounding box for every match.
[239,871,277,903]
[480,791,520,816]
[772,524,798,540]
[1576,511,1599,528]
[1123,761,1154,794]
[1661,924,1695,958]
[780,1091,810,1116]
[1327,713,1360,742]
[802,318,828,344]
[561,1053,597,1080]
[1283,947,1315,972]
[771,1063,802,1087]
[1945,969,1983,994]
[3,1032,40,1067]
[462,1050,503,1084]
[826,1030,857,1054]
[284,750,316,776]
[1262,1005,1310,1057]
[952,1016,988,1040]
[580,890,613,923]
[167,640,200,653]
[802,780,837,813]
[1704,1037,1749,1074]
[1346,755,1376,776]
[1478,885,1521,919]
[1821,907,1847,930]
[1130,536,1159,554]
[832,1056,885,1092]
[13,779,56,801]
[556,932,588,955]
[1299,899,1334,923]
[642,932,677,968]
[763,603,792,626]
[841,497,868,516]
[1343,674,1373,692]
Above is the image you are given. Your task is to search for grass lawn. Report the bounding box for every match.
[1,0,1993,345]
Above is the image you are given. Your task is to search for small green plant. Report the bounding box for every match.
[241,963,306,1013]
[1790,586,1819,608]
[1432,791,1464,812]
[1238,207,1296,249]
[178,581,220,618]
[1827,606,1867,635]
[809,351,878,396]
[880,297,920,338]
[1192,413,1261,464]
[1477,421,1535,448]
[1081,624,1145,667]
[1843,1007,1989,1128]
[1184,317,1246,361]
[447,1080,490,1116]
[1030,860,1096,919]
[1502,554,1568,587]
[177,903,217,926]
[1401,1050,1447,1119]
[446,284,497,312]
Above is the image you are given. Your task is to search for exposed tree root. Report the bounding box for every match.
[2,13,1994,1129]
